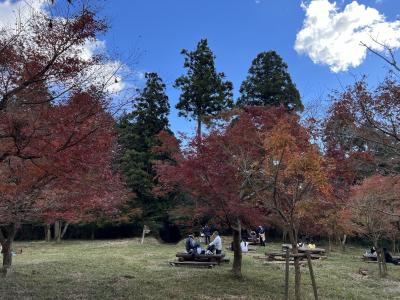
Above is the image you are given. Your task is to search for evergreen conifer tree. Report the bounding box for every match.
[117,72,173,231]
[238,51,303,111]
[174,39,233,137]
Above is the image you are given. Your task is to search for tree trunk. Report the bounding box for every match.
[289,228,301,300]
[392,237,396,254]
[335,234,341,246]
[45,224,51,242]
[197,117,202,139]
[0,223,17,276]
[54,221,67,242]
[306,253,319,300]
[54,221,60,242]
[284,249,290,300]
[90,225,95,240]
[232,218,242,278]
[382,250,388,277]
[60,222,69,239]
[341,234,347,252]
[328,235,332,253]
[282,230,288,243]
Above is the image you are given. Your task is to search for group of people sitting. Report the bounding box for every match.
[365,246,400,265]
[297,237,316,249]
[185,224,268,256]
[185,231,222,255]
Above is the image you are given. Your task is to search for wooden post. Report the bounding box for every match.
[285,249,290,300]
[306,252,318,300]
[141,225,150,244]
[382,251,388,276]
[377,250,382,277]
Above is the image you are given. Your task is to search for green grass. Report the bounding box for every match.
[0,238,399,299]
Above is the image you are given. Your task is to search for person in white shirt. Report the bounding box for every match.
[207,231,222,254]
[240,240,249,253]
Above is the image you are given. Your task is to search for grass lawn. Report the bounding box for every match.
[1,237,400,300]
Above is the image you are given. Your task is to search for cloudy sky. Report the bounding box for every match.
[1,0,400,134]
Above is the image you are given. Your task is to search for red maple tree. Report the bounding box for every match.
[0,5,127,273]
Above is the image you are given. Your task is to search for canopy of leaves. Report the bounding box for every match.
[0,6,126,228]
[237,51,303,112]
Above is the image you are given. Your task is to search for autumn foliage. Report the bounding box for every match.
[155,106,330,281]
[0,4,127,272]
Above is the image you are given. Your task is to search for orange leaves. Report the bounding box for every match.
[263,118,297,154]
[155,106,331,233]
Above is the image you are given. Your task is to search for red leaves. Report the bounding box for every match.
[348,175,400,242]
[155,106,330,233]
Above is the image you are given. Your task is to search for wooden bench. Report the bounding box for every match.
[169,261,217,268]
[175,252,226,264]
[362,254,377,261]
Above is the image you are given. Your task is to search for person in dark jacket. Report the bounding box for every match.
[256,226,266,246]
[202,224,211,244]
[383,248,400,265]
[185,235,196,253]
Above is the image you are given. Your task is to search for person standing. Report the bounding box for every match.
[256,226,266,246]
[202,224,211,244]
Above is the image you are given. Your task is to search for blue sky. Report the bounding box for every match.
[99,0,400,134]
[2,0,400,135]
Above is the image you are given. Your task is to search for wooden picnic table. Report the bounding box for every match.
[175,252,226,264]
[282,244,326,255]
[263,252,326,261]
[362,253,377,261]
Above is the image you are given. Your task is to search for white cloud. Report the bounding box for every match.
[0,0,47,29]
[295,0,400,72]
[0,0,127,93]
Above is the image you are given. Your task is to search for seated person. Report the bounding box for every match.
[307,239,316,249]
[195,243,205,255]
[298,236,307,248]
[383,248,400,265]
[207,231,222,255]
[249,231,257,243]
[240,239,249,253]
[364,246,377,256]
[185,234,196,254]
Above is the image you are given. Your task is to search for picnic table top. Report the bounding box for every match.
[363,253,377,258]
[282,244,325,253]
[299,247,325,253]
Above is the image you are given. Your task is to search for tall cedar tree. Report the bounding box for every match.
[174,39,233,137]
[238,51,303,111]
[117,73,173,230]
